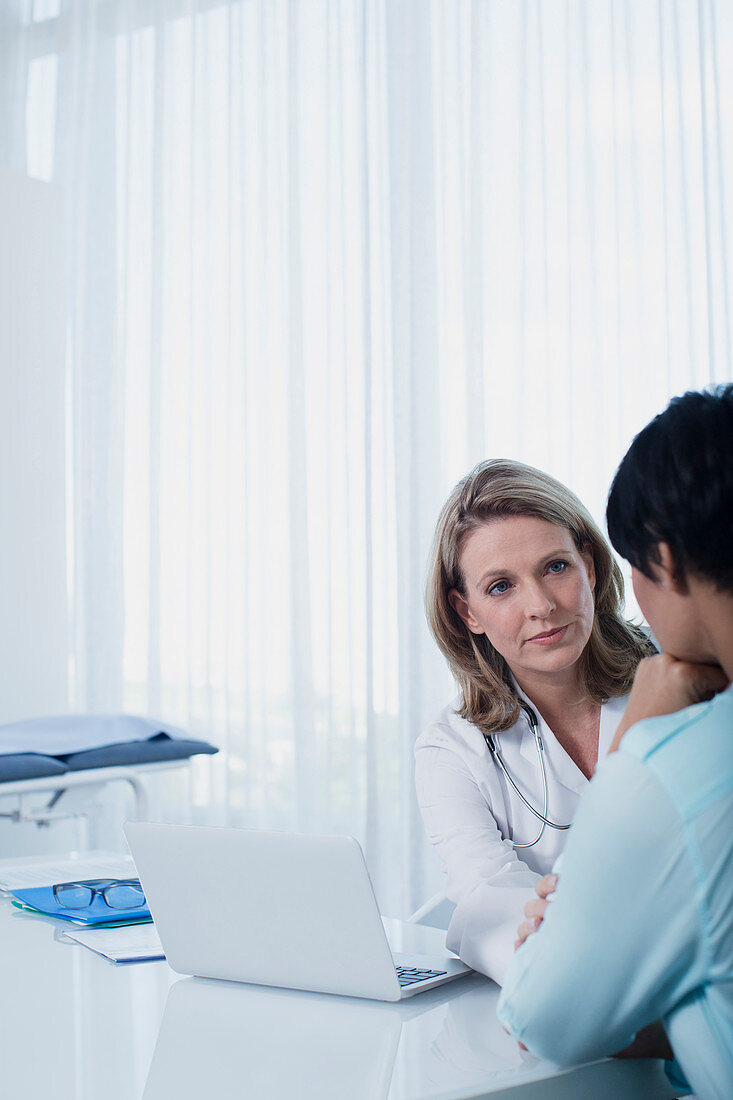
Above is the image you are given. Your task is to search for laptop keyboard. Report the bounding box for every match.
[395,965,447,987]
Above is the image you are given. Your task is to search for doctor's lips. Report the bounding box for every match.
[526,625,569,645]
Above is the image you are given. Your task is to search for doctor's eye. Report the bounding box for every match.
[547,560,569,575]
[488,580,511,596]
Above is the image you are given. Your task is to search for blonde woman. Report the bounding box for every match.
[415,459,653,984]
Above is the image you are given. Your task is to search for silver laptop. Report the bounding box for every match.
[124,823,471,1001]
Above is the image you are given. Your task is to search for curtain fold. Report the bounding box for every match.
[4,0,731,913]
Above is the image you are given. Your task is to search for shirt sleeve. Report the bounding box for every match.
[497,751,708,1064]
[415,742,540,986]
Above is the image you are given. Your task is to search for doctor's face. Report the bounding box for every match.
[449,516,597,691]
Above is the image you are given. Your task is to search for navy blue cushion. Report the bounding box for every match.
[0,754,69,783]
[59,733,218,771]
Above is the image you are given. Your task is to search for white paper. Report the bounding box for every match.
[63,922,165,962]
[0,850,136,890]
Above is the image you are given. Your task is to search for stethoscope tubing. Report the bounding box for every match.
[484,702,573,848]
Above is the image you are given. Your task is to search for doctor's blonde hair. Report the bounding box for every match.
[426,459,654,734]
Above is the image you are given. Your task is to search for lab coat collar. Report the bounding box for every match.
[510,679,544,769]
[598,693,629,756]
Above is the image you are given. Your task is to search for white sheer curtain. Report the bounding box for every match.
[3,0,731,913]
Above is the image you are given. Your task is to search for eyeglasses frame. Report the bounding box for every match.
[52,877,146,910]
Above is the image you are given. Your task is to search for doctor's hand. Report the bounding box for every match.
[609,653,729,755]
[514,874,558,951]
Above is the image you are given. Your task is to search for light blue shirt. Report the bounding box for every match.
[497,685,733,1100]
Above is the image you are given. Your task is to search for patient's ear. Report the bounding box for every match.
[448,589,484,634]
[656,542,688,595]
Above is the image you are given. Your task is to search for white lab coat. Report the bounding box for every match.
[414,686,628,986]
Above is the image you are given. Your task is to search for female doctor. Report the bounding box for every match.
[414,459,654,985]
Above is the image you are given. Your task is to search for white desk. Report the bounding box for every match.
[0,898,677,1099]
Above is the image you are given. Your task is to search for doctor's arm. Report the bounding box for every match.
[415,744,540,986]
[497,751,706,1065]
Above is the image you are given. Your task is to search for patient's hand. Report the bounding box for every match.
[609,653,729,754]
[514,874,558,950]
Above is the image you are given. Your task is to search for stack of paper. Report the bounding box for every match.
[0,850,136,891]
[62,923,165,963]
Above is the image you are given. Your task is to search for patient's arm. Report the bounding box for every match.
[614,1021,674,1061]
[507,888,674,1064]
[497,751,707,1066]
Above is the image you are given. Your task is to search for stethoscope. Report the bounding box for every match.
[483,701,573,849]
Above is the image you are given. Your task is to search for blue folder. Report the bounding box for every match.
[11,885,152,925]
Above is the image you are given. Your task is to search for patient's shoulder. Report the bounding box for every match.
[620,701,710,762]
[621,687,733,762]
[620,687,733,820]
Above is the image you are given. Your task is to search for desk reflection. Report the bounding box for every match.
[144,977,402,1099]
[143,972,677,1100]
[142,973,544,1100]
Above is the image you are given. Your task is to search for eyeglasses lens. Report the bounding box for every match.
[104,883,145,909]
[54,884,94,909]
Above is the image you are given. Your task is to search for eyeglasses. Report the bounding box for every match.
[52,878,146,910]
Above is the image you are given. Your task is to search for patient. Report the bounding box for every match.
[497,385,733,1100]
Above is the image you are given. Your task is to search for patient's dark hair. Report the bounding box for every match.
[606,384,733,593]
